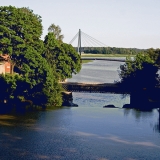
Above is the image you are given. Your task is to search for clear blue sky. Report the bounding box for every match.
[1,0,160,49]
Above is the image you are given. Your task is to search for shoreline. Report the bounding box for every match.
[81,53,135,57]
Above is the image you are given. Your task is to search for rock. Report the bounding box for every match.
[103,104,116,108]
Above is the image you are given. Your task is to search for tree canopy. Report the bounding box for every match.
[118,52,160,93]
[0,6,44,73]
[48,23,64,43]
[0,6,81,108]
[0,6,63,107]
[43,32,81,81]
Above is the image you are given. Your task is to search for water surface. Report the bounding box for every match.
[0,60,160,160]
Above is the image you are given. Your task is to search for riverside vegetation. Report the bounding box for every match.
[117,49,160,109]
[0,6,81,109]
[77,47,145,55]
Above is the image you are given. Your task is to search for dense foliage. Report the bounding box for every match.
[79,47,145,55]
[48,23,64,43]
[146,48,160,65]
[118,49,160,107]
[119,53,159,90]
[0,6,44,73]
[43,32,81,81]
[0,6,81,108]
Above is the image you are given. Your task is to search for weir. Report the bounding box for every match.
[60,82,129,94]
[61,82,160,108]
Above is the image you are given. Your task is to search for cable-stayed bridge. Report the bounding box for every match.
[69,29,107,56]
[69,29,125,62]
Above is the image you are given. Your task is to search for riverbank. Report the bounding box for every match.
[81,54,131,63]
[81,59,93,63]
[81,53,135,57]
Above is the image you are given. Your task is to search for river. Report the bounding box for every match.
[0,60,160,160]
[68,59,130,108]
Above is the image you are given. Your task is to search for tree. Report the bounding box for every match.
[119,53,159,90]
[43,32,81,81]
[118,53,160,108]
[48,23,64,42]
[146,48,160,66]
[0,6,44,73]
[0,6,62,107]
[61,43,81,76]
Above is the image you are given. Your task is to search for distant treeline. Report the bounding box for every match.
[75,47,146,54]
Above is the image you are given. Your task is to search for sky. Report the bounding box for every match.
[1,0,160,49]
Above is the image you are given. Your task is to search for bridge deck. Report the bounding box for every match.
[60,82,129,93]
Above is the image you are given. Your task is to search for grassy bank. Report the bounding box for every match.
[81,53,135,57]
[80,53,134,64]
[81,59,93,64]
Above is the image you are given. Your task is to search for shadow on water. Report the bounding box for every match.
[154,109,160,133]
[123,107,160,133]
[0,103,160,159]
[0,104,65,159]
[0,110,43,159]
[0,102,62,127]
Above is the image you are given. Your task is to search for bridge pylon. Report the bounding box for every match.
[78,29,82,56]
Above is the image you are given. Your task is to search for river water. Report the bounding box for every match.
[68,60,130,108]
[0,60,160,160]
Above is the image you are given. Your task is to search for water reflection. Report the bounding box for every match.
[154,109,160,133]
[0,111,40,127]
[123,108,154,119]
[123,108,160,133]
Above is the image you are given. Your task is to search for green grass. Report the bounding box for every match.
[81,59,93,64]
[81,53,135,57]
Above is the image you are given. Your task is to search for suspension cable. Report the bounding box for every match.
[69,32,78,44]
[69,30,108,47]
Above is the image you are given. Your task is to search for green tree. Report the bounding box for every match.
[118,53,159,91]
[48,23,64,42]
[0,6,44,73]
[19,51,62,106]
[118,53,160,108]
[61,43,81,76]
[146,48,160,66]
[0,6,62,107]
[43,32,81,81]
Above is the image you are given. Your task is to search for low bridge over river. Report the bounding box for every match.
[60,82,129,94]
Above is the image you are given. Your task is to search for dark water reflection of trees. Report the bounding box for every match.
[154,109,160,133]
[123,108,160,133]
